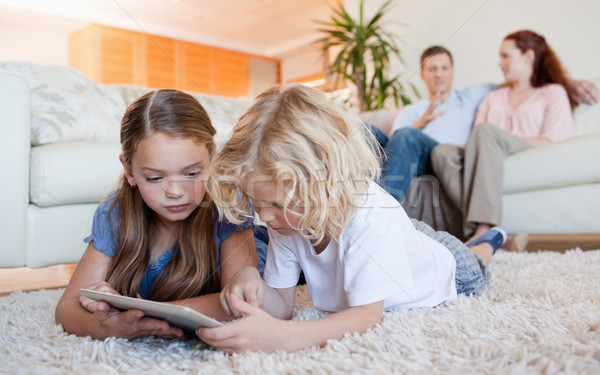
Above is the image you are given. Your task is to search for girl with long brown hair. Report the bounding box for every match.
[55,89,267,340]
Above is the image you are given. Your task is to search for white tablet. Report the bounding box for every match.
[80,288,224,331]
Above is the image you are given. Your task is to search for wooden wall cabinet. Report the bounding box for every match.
[69,24,277,97]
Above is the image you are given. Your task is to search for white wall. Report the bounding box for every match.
[0,24,70,66]
[280,44,327,83]
[346,0,600,101]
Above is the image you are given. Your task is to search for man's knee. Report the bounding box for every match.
[389,127,438,152]
[391,127,425,142]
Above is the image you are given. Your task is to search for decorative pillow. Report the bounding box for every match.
[191,93,252,148]
[0,62,125,145]
[110,85,252,148]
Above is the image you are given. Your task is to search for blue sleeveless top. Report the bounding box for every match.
[84,195,265,299]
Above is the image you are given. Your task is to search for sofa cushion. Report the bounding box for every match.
[0,62,125,146]
[502,183,600,234]
[30,142,122,207]
[574,100,600,136]
[503,133,600,194]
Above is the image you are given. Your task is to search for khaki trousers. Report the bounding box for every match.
[430,123,532,238]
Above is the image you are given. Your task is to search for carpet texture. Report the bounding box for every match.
[1,249,600,374]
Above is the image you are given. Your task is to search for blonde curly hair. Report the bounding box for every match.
[208,84,380,243]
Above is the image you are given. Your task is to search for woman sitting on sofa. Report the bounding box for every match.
[430,29,578,245]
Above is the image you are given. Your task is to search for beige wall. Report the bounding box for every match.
[3,0,598,95]
[0,24,69,66]
[279,44,327,83]
[346,0,600,101]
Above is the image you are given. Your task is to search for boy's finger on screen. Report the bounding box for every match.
[219,291,232,316]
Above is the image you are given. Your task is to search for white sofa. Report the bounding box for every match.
[0,62,251,268]
[1,61,599,268]
[361,83,600,236]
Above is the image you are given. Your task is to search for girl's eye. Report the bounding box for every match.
[146,177,163,183]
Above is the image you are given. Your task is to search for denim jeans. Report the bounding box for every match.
[253,225,269,277]
[375,127,439,202]
[411,219,490,295]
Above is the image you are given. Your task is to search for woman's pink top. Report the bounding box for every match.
[474,83,574,142]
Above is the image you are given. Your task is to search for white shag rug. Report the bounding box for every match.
[2,249,600,374]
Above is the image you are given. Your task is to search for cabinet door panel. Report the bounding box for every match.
[177,41,214,94]
[99,26,136,84]
[214,49,249,97]
[144,35,177,89]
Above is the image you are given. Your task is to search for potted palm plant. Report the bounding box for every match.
[316,0,417,112]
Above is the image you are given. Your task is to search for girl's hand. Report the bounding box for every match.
[219,267,264,318]
[92,303,185,340]
[79,281,120,314]
[197,293,287,353]
[79,281,185,340]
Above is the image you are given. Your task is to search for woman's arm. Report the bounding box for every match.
[55,243,184,339]
[196,293,384,353]
[521,137,552,146]
[570,79,598,106]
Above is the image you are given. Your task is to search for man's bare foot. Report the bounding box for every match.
[503,233,529,252]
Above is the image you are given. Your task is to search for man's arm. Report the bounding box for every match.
[570,79,599,105]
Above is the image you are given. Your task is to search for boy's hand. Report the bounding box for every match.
[219,267,264,317]
[197,293,286,353]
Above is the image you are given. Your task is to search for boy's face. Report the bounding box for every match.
[420,52,454,96]
[242,174,303,236]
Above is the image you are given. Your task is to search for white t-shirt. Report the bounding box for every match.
[263,182,457,312]
[391,84,496,147]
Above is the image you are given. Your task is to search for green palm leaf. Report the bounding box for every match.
[316,0,418,111]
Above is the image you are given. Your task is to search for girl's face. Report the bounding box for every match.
[499,39,534,83]
[242,174,303,236]
[122,132,211,225]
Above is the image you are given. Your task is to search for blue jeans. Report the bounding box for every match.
[376,127,439,202]
[411,219,490,295]
[253,225,269,277]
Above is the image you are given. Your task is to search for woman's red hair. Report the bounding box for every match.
[505,30,577,109]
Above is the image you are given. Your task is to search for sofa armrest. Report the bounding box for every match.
[358,109,400,137]
[504,132,600,194]
[0,71,30,267]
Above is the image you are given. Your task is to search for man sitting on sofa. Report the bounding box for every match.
[377,45,598,202]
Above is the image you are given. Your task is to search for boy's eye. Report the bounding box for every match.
[185,171,201,178]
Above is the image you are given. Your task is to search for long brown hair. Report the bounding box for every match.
[106,89,219,301]
[505,30,577,109]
